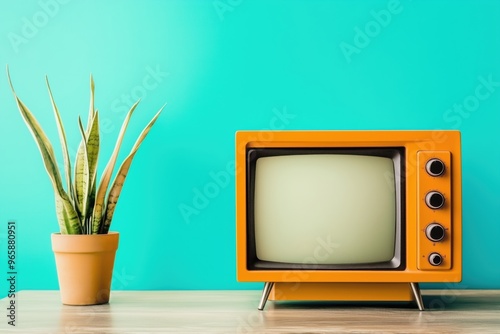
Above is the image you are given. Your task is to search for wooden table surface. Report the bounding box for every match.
[1,290,499,333]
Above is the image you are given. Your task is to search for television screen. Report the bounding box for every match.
[247,148,404,270]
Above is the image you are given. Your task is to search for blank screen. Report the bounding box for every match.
[254,154,396,265]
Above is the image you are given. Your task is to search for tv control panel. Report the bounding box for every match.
[417,151,452,270]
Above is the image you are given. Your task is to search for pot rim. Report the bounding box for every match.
[51,232,119,252]
[52,231,119,236]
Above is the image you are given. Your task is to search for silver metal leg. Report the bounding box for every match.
[258,282,275,311]
[410,282,425,311]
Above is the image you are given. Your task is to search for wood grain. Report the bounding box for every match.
[1,290,499,333]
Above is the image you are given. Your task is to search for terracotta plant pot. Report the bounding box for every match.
[51,232,119,305]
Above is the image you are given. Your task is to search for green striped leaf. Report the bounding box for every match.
[75,76,98,222]
[56,194,82,234]
[7,67,81,234]
[74,120,87,218]
[46,77,74,206]
[77,117,90,233]
[91,100,140,233]
[77,112,99,234]
[101,105,165,233]
[86,111,100,185]
[87,74,96,131]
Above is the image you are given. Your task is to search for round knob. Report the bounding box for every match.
[425,191,445,209]
[429,253,443,266]
[426,158,445,177]
[426,223,445,242]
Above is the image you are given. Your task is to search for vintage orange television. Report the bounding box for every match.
[235,130,462,310]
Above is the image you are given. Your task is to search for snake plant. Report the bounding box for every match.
[7,66,164,234]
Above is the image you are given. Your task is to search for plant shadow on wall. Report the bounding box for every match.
[6,65,165,305]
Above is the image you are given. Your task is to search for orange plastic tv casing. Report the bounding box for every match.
[236,130,462,301]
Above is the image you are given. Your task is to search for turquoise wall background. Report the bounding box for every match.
[0,0,499,296]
